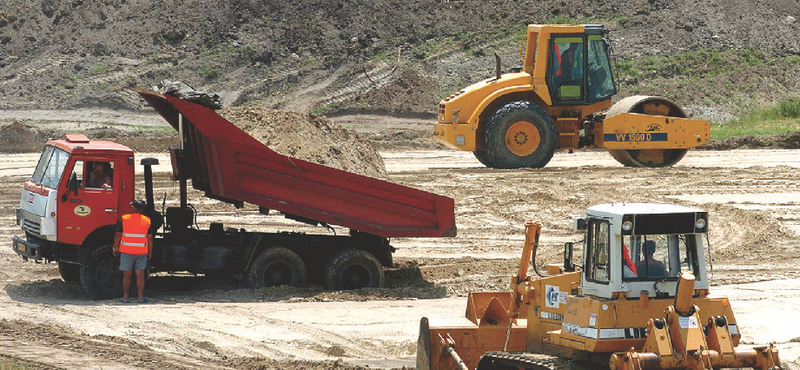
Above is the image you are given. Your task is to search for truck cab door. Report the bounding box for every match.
[59,159,120,245]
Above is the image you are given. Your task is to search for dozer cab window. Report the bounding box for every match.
[549,37,584,102]
[622,234,700,280]
[31,146,69,189]
[586,219,610,283]
[586,35,617,102]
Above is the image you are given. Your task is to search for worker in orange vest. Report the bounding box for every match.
[112,200,153,303]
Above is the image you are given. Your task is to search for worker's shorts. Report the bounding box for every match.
[119,253,147,271]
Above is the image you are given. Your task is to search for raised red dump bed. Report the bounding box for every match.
[135,88,456,238]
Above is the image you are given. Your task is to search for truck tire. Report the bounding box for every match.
[324,249,384,290]
[248,247,307,288]
[58,261,81,282]
[483,101,557,169]
[80,242,126,300]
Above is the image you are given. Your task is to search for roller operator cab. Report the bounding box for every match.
[433,24,710,169]
[418,203,782,370]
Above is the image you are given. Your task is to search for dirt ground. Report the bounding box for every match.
[2,119,800,368]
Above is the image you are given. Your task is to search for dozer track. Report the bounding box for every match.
[477,352,561,370]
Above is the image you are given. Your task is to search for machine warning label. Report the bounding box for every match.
[541,311,564,321]
[545,285,568,308]
[74,205,91,217]
[678,316,699,329]
[603,133,668,142]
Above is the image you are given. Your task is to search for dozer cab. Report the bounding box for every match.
[417,203,782,370]
[433,24,710,168]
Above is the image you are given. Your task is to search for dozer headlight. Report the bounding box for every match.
[695,218,706,230]
[622,221,633,232]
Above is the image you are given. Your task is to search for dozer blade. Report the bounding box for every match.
[610,273,782,370]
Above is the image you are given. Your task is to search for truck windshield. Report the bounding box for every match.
[622,234,699,280]
[31,146,69,188]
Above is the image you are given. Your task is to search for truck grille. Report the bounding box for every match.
[22,218,41,236]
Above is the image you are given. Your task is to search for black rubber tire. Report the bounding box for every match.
[473,149,494,167]
[58,261,81,282]
[247,247,307,288]
[483,100,558,169]
[324,249,384,290]
[80,242,127,300]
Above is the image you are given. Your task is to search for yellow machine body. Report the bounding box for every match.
[418,203,782,370]
[433,24,710,168]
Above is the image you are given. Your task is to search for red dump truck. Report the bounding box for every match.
[12,88,456,299]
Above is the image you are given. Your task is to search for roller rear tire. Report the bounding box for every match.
[483,101,557,169]
[473,149,494,167]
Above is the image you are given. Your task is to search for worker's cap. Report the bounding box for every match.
[130,200,146,211]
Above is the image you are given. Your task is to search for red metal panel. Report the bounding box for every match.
[135,89,456,238]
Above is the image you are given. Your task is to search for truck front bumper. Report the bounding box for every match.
[12,235,44,261]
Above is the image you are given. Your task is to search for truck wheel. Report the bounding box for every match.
[483,101,557,169]
[248,247,307,288]
[58,261,81,282]
[80,242,126,300]
[324,249,384,290]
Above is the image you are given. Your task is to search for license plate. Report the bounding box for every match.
[15,241,26,254]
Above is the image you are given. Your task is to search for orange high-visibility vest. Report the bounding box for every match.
[119,213,151,255]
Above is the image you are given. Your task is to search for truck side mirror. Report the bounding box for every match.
[563,242,575,272]
[62,172,79,202]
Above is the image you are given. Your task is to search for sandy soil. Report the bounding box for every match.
[2,147,800,368]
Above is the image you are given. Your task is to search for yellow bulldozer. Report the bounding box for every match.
[433,24,710,168]
[417,203,782,370]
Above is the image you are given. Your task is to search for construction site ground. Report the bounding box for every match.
[2,115,800,369]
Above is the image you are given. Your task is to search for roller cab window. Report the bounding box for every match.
[586,35,617,102]
[549,37,585,102]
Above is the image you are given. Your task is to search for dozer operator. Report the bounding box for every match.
[433,24,710,168]
[418,203,782,370]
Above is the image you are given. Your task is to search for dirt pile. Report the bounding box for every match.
[219,107,387,179]
[0,120,54,152]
